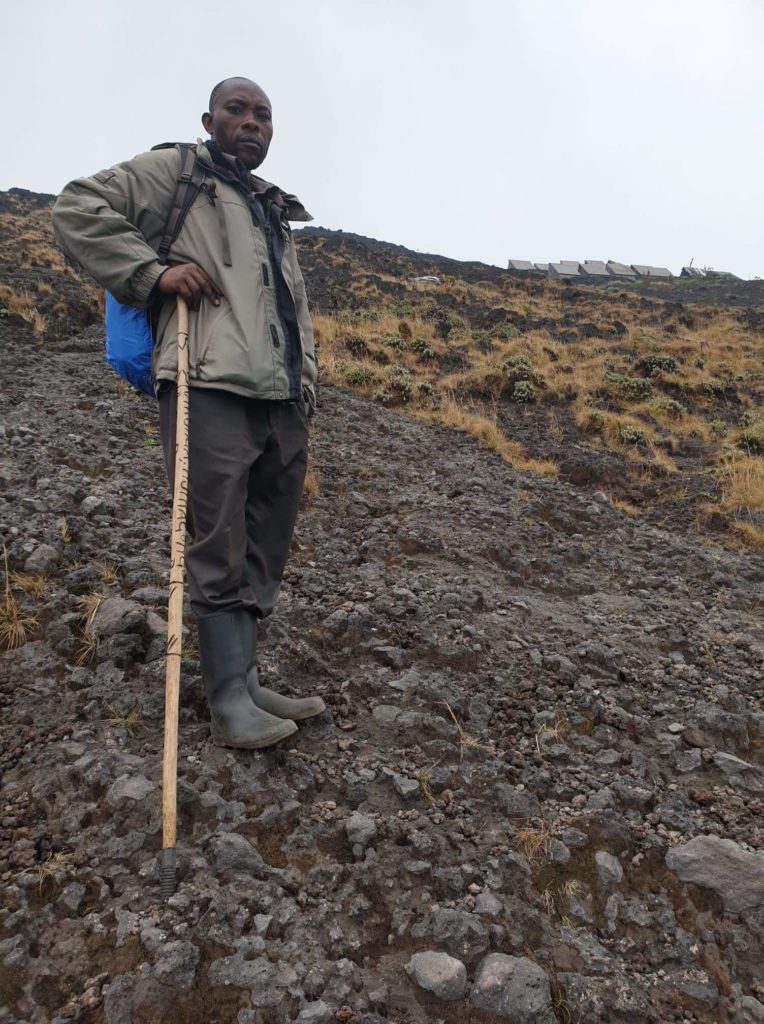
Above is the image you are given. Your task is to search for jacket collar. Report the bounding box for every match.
[195,140,313,222]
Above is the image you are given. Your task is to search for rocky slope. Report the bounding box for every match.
[1,194,764,1023]
[3,188,764,551]
[3,321,764,1024]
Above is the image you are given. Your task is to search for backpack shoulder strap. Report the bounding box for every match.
[155,144,207,266]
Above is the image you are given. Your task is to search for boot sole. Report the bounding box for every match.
[210,719,298,749]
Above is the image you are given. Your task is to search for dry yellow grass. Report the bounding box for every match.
[10,571,49,599]
[102,702,143,737]
[0,283,36,315]
[315,306,563,474]
[440,701,493,761]
[731,521,764,551]
[36,851,70,894]
[513,821,551,864]
[1,548,38,651]
[74,631,98,666]
[418,397,558,477]
[717,455,764,512]
[76,589,107,630]
[94,561,119,583]
[303,467,321,498]
[611,499,641,517]
[415,764,440,806]
[0,283,47,335]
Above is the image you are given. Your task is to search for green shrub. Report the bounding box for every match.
[604,372,653,401]
[380,335,407,352]
[340,309,379,323]
[512,380,536,403]
[412,338,436,359]
[447,315,470,341]
[374,365,413,406]
[618,423,645,445]
[344,365,377,388]
[504,354,531,372]
[651,397,687,420]
[709,418,728,437]
[502,355,545,391]
[343,334,369,357]
[738,429,764,455]
[635,354,678,375]
[584,410,605,432]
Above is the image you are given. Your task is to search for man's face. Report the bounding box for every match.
[202,80,273,170]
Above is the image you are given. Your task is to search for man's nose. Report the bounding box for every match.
[240,111,259,131]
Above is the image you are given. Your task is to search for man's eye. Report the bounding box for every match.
[227,105,242,114]
[258,110,272,122]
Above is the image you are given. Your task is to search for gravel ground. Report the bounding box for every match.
[1,310,764,1024]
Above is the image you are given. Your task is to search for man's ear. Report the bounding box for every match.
[201,112,213,135]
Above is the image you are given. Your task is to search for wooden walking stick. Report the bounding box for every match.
[161,296,190,899]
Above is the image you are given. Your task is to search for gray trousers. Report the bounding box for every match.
[158,385,308,619]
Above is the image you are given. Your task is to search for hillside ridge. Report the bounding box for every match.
[1,186,763,1023]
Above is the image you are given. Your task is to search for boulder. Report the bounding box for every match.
[91,597,146,638]
[411,908,488,965]
[25,543,59,572]
[666,836,764,912]
[345,811,377,853]
[470,954,556,1022]
[106,774,155,805]
[405,951,467,1001]
[209,832,268,878]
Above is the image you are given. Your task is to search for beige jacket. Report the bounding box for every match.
[52,142,317,404]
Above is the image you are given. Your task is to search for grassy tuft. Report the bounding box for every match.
[303,467,321,498]
[76,589,107,630]
[513,820,552,864]
[1,547,39,651]
[102,702,143,737]
[717,455,764,512]
[74,631,98,666]
[440,701,493,761]
[10,571,49,599]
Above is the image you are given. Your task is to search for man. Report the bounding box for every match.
[53,78,325,749]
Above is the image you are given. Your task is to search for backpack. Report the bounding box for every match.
[104,144,207,396]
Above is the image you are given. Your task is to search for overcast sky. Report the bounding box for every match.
[3,0,763,278]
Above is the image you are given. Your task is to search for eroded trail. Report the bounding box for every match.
[1,319,763,1024]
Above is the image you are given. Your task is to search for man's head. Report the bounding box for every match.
[202,78,273,170]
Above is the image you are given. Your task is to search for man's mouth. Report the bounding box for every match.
[238,137,262,150]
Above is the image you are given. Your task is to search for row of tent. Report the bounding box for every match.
[507,259,672,279]
[507,260,739,281]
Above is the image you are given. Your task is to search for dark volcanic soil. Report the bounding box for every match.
[2,287,764,1024]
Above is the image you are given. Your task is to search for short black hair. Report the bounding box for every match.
[209,77,259,111]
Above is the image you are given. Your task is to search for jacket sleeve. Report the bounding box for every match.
[289,246,319,401]
[52,149,180,307]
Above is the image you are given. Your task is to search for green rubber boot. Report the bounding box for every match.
[197,612,297,749]
[241,614,326,722]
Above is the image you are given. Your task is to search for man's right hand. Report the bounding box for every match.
[157,264,222,311]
